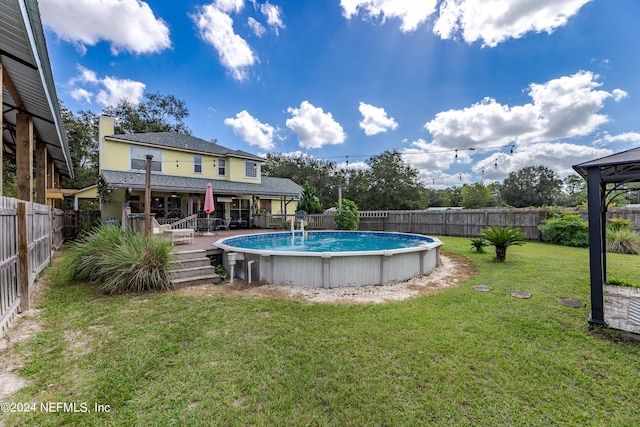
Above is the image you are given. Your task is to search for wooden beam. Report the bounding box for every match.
[16,113,33,202]
[2,63,23,108]
[18,202,30,312]
[36,141,47,204]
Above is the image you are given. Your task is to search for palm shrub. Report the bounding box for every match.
[479,225,525,262]
[66,225,177,294]
[606,227,640,255]
[469,238,489,253]
[538,213,589,247]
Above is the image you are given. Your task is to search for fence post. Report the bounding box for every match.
[18,202,30,312]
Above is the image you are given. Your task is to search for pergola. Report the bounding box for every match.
[1,0,73,203]
[573,147,640,326]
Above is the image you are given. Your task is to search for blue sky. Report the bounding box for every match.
[39,0,640,187]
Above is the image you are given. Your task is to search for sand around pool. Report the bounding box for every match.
[173,252,476,304]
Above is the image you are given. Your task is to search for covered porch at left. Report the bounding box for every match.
[98,170,301,231]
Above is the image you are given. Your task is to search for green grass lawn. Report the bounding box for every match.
[3,237,640,426]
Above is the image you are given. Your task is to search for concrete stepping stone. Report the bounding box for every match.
[559,298,586,308]
[473,285,493,292]
[509,290,531,299]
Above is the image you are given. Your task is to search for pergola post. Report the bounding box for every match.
[586,166,606,325]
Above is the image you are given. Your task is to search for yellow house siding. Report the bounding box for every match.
[102,138,233,180]
[229,157,261,183]
[75,186,98,199]
[101,140,130,170]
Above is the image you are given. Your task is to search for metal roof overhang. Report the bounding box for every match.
[1,0,73,177]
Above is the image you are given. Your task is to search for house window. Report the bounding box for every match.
[218,159,226,176]
[193,155,202,174]
[245,161,258,178]
[130,146,162,172]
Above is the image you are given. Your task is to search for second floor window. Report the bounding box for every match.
[245,161,258,178]
[130,146,162,172]
[193,155,202,174]
[218,158,226,176]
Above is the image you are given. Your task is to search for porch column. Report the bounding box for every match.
[16,113,34,202]
[36,141,47,204]
[586,166,606,326]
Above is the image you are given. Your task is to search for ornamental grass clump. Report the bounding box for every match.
[606,227,640,255]
[67,225,177,294]
[479,225,525,262]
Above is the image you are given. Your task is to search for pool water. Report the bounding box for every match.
[222,231,436,253]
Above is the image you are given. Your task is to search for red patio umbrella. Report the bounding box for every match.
[204,182,215,215]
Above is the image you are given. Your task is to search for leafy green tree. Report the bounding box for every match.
[297,181,324,213]
[501,166,561,207]
[556,174,587,207]
[361,150,427,210]
[103,92,191,135]
[2,158,16,197]
[334,199,359,230]
[60,104,100,191]
[461,183,492,209]
[479,225,525,263]
[263,153,344,208]
[487,181,504,207]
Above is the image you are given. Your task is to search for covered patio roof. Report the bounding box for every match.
[101,169,302,199]
[573,146,640,327]
[1,0,73,177]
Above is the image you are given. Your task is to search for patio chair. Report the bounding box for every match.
[216,218,231,231]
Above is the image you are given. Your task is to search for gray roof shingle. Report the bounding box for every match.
[101,169,301,198]
[109,132,263,161]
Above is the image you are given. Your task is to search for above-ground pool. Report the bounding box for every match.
[214,231,443,288]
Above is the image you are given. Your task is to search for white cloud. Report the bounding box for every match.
[612,89,628,102]
[424,71,623,149]
[261,2,285,34]
[214,0,244,13]
[95,77,146,107]
[67,65,145,107]
[224,110,276,150]
[69,87,93,104]
[286,101,346,149]
[594,132,640,147]
[340,0,591,46]
[358,102,398,135]
[248,17,266,37]
[192,3,257,81]
[340,0,438,32]
[337,161,369,170]
[471,142,612,181]
[39,0,171,55]
[434,0,592,47]
[402,138,473,173]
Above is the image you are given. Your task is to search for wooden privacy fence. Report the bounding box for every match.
[254,213,336,230]
[1,196,64,336]
[358,207,640,240]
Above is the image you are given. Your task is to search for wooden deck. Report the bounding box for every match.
[171,228,277,253]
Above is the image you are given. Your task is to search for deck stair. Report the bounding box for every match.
[170,249,221,288]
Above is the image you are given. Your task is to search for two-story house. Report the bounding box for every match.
[96,116,301,227]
